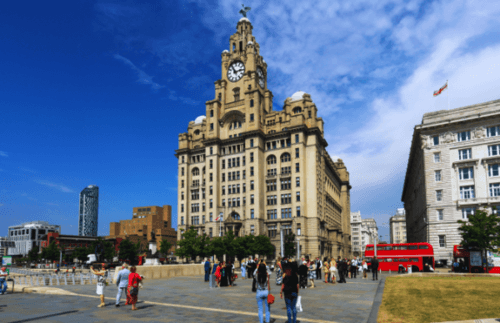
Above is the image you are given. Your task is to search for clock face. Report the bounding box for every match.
[227,61,245,82]
[257,67,265,88]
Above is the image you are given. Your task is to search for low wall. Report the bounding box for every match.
[113,264,206,282]
[392,272,500,278]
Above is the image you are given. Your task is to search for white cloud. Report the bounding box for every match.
[113,54,164,90]
[34,180,74,193]
[0,151,8,157]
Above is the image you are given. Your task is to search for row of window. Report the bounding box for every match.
[432,126,500,146]
[435,182,500,202]
[434,165,500,182]
[433,145,500,163]
[266,193,301,205]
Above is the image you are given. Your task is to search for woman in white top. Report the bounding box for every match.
[90,263,109,308]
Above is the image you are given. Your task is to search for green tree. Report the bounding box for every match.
[118,239,139,264]
[222,230,236,258]
[41,241,60,262]
[195,234,211,258]
[175,227,199,261]
[73,247,89,263]
[457,206,500,273]
[28,247,39,263]
[207,237,225,260]
[234,235,255,261]
[251,235,274,258]
[159,239,172,256]
[284,233,297,258]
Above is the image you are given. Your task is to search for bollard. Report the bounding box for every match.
[389,270,391,275]
[56,275,60,286]
[49,275,53,286]
[64,275,67,285]
[80,273,84,285]
[72,274,75,285]
[30,276,33,286]
[43,275,47,286]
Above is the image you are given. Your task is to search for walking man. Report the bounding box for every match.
[115,263,130,307]
[204,258,211,282]
[315,257,322,281]
[351,258,357,278]
[0,267,8,294]
[372,256,379,280]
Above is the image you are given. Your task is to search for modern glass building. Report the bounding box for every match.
[78,185,99,236]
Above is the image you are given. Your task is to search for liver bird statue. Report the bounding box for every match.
[239,4,251,18]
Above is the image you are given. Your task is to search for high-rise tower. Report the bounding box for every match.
[78,185,99,236]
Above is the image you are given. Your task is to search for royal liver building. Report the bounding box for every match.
[175,17,352,259]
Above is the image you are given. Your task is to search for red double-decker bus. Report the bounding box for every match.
[364,242,435,272]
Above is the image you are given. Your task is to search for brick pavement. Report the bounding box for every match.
[1,273,385,323]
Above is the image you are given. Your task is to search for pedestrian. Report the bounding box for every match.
[72,266,76,274]
[344,258,349,278]
[241,257,247,280]
[226,261,234,287]
[372,256,379,280]
[307,258,316,288]
[351,258,357,278]
[115,263,130,307]
[255,263,271,323]
[127,266,144,311]
[204,258,211,282]
[246,257,253,279]
[298,261,308,288]
[338,258,347,283]
[330,257,337,284]
[275,256,283,285]
[90,263,109,308]
[315,257,322,281]
[323,257,330,283]
[0,267,8,295]
[215,262,222,287]
[362,260,368,279]
[281,265,299,323]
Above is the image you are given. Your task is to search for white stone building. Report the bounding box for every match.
[390,208,407,244]
[7,221,61,256]
[402,99,500,265]
[351,212,378,256]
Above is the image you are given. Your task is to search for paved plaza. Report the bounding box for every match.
[1,273,386,323]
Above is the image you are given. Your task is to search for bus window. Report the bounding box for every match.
[400,258,409,262]
[409,246,418,250]
[366,247,373,251]
[419,245,429,249]
[400,246,407,250]
[386,258,392,262]
[384,246,392,250]
[393,246,400,250]
[393,258,398,262]
[377,246,383,251]
[411,258,418,262]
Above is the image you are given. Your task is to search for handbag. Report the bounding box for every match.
[130,287,138,296]
[267,293,275,304]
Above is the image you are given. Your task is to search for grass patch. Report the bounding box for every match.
[378,276,500,323]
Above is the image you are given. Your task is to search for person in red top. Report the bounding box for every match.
[126,266,144,310]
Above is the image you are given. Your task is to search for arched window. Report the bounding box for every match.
[267,155,277,165]
[293,107,302,114]
[250,99,254,107]
[233,88,240,101]
[194,130,200,135]
[192,168,200,176]
[232,43,236,52]
[281,153,291,163]
[231,212,240,220]
[218,93,221,101]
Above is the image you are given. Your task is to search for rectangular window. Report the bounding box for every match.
[436,190,442,201]
[459,167,474,180]
[181,217,184,225]
[296,177,300,187]
[210,123,214,130]
[489,164,500,177]
[209,228,213,238]
[296,192,300,202]
[250,167,254,176]
[457,131,471,142]
[181,167,184,176]
[202,215,205,224]
[222,199,225,207]
[242,156,245,166]
[210,186,213,195]
[222,160,225,169]
[250,114,254,122]
[250,139,254,148]
[490,183,500,197]
[295,163,300,172]
[210,147,213,154]
[181,204,184,212]
[434,152,440,163]
[297,206,301,217]
[437,209,444,221]
[458,149,472,160]
[250,180,254,190]
[487,126,500,137]
[433,136,439,146]
[438,235,446,248]
[210,213,213,222]
[222,173,225,182]
[222,186,225,195]
[251,194,254,204]
[250,225,255,235]
[210,173,213,182]
[210,199,213,208]
[435,170,441,182]
[462,207,475,219]
[308,110,312,118]
[460,186,475,199]
[250,152,254,162]
[295,134,299,143]
[209,159,213,168]
[489,145,500,156]
[295,148,299,158]
[251,209,254,219]
[182,156,185,163]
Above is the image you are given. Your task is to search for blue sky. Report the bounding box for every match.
[2,0,500,242]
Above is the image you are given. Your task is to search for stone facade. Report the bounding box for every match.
[351,212,378,256]
[402,99,500,265]
[390,208,407,244]
[107,205,177,254]
[8,221,61,256]
[175,18,352,259]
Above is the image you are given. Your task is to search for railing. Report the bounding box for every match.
[456,197,500,207]
[7,267,116,287]
[225,99,245,109]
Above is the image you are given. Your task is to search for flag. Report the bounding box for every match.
[216,213,223,221]
[433,81,448,97]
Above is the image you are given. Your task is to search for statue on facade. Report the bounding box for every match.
[150,230,156,242]
[474,126,485,139]
[420,135,428,149]
[239,4,251,18]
